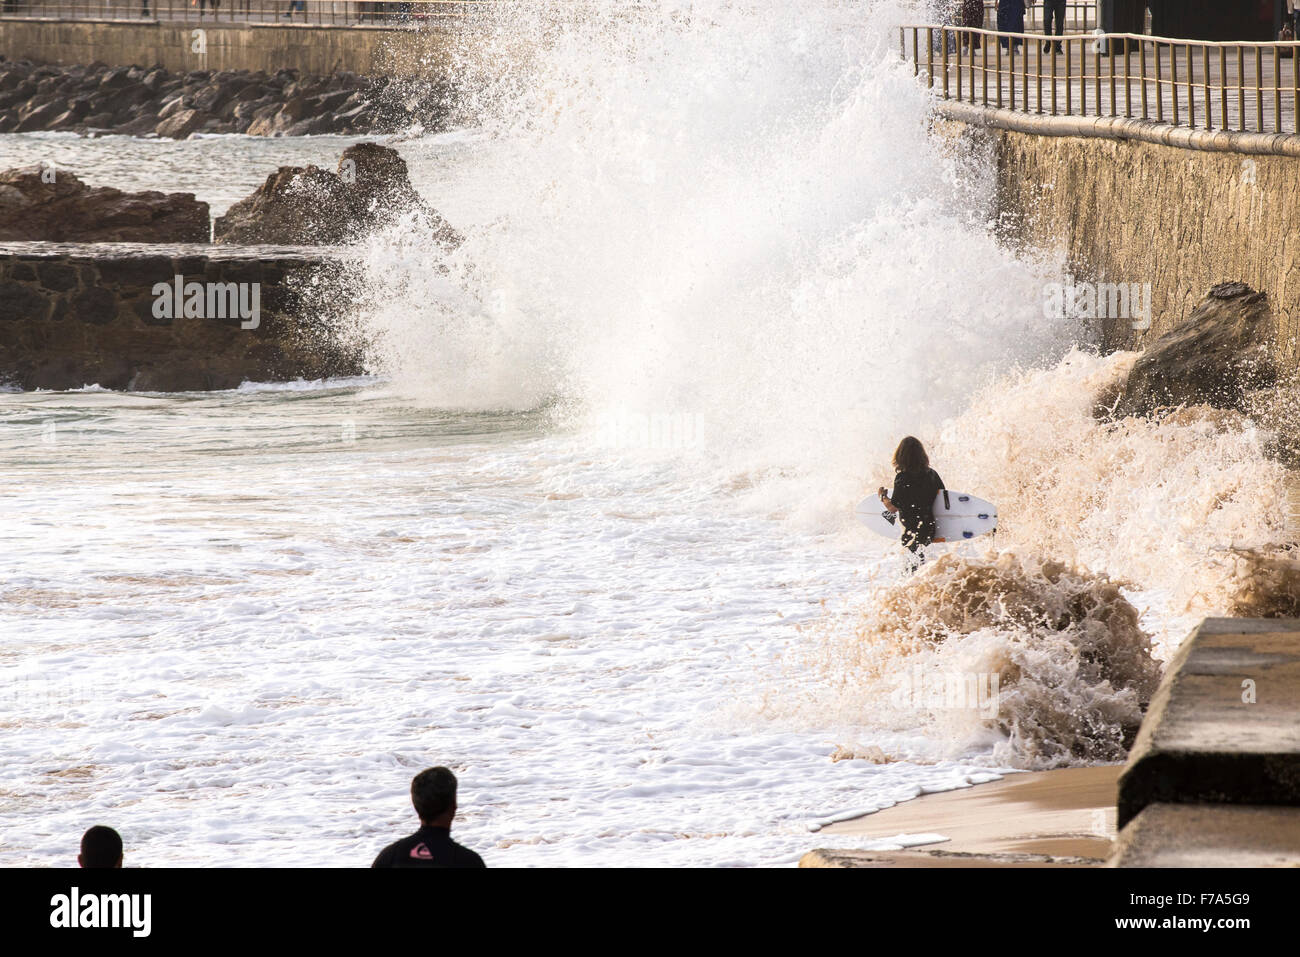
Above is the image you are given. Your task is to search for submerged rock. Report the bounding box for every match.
[0,165,209,242]
[1105,283,1276,418]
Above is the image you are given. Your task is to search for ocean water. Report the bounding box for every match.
[0,1,1293,866]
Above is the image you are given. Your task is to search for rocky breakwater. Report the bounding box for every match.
[0,60,449,138]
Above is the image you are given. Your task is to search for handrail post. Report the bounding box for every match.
[1036,32,1043,114]
[1201,45,1210,129]
[971,30,978,99]
[1187,44,1196,129]
[1139,39,1148,119]
[1051,33,1058,115]
[1080,34,1087,115]
[1065,36,1072,116]
[1218,46,1227,130]
[1274,46,1282,134]
[1255,46,1263,133]
[913,27,919,78]
[1094,39,1102,117]
[1124,36,1132,118]
[956,29,963,102]
[1293,41,1299,134]
[942,28,950,100]
[1171,42,1180,125]
[1238,46,1246,131]
[982,34,988,106]
[927,27,935,89]
[996,35,1003,109]
[1153,42,1162,122]
[1109,36,1116,117]
[1023,32,1030,112]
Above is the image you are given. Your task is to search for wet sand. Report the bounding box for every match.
[819,765,1122,862]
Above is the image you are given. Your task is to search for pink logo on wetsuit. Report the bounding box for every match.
[410,843,434,860]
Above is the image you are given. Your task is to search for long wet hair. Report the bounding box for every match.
[892,436,929,474]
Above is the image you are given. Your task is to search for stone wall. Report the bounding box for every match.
[0,20,458,76]
[942,108,1300,369]
[0,242,362,390]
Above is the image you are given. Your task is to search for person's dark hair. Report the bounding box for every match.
[80,826,123,868]
[411,767,458,823]
[892,436,930,474]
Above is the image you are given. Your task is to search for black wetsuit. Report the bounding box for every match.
[371,826,486,868]
[891,467,945,554]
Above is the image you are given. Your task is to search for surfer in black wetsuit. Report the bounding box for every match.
[371,767,486,868]
[877,436,945,567]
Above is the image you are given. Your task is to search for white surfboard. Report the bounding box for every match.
[856,489,997,542]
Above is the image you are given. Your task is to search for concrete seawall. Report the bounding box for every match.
[0,19,457,76]
[0,242,361,390]
[941,104,1300,370]
[800,617,1300,868]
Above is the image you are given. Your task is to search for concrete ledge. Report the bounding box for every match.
[937,100,1300,157]
[0,241,361,390]
[800,848,1099,868]
[1109,802,1300,867]
[1117,618,1300,828]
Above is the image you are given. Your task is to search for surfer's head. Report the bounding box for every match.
[411,766,459,826]
[79,825,123,868]
[892,436,930,474]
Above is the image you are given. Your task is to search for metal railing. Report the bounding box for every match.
[0,0,492,26]
[901,25,1300,135]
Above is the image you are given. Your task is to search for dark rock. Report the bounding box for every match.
[71,286,119,325]
[36,261,79,293]
[0,166,210,242]
[116,114,163,136]
[14,99,70,132]
[1104,284,1276,419]
[340,142,461,246]
[213,143,457,247]
[0,280,49,322]
[214,165,355,244]
[154,108,211,139]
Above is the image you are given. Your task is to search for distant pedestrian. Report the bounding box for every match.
[1042,0,1066,53]
[955,0,984,51]
[79,826,123,869]
[997,0,1028,51]
[284,0,305,16]
[371,767,486,868]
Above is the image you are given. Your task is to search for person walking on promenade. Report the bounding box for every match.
[79,826,124,868]
[997,0,1029,52]
[955,0,985,51]
[1042,0,1066,53]
[372,767,486,868]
